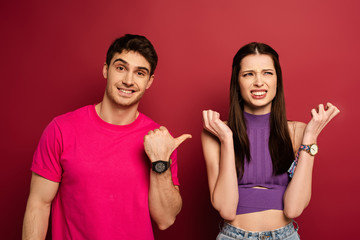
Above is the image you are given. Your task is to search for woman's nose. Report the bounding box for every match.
[253,74,264,87]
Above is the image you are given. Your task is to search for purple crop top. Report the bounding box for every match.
[236,112,290,215]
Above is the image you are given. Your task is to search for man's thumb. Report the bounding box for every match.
[174,134,192,148]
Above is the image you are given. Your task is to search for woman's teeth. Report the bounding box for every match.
[252,91,266,96]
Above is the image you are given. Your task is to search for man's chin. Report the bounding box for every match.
[113,98,141,108]
[106,91,144,109]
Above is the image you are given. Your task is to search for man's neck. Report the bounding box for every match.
[95,99,139,126]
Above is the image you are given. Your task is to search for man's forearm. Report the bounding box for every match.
[148,169,182,230]
[143,126,189,230]
[22,202,51,240]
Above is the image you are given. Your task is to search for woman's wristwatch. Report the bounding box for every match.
[300,144,318,156]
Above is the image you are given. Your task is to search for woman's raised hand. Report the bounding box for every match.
[202,110,233,143]
[303,102,340,143]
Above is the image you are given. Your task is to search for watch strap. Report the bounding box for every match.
[300,144,310,152]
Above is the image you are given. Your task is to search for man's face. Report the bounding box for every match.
[103,51,154,108]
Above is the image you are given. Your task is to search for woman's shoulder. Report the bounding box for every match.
[288,121,306,132]
[287,121,307,150]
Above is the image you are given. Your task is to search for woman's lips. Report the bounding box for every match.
[250,90,267,99]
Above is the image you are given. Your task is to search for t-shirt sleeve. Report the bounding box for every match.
[31,119,63,182]
[170,149,179,186]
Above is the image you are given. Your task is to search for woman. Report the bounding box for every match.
[201,42,339,240]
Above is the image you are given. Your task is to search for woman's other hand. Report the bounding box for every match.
[202,110,233,143]
[303,102,340,143]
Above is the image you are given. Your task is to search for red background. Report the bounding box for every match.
[1,0,359,239]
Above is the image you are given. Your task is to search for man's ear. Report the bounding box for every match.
[102,63,108,79]
[146,75,155,89]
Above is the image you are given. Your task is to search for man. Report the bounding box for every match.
[22,34,191,240]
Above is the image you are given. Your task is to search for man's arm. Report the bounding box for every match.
[144,126,191,230]
[148,168,182,230]
[23,173,59,240]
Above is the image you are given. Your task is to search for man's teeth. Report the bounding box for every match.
[252,91,266,96]
[120,89,132,94]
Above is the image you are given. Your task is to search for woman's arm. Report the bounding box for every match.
[201,110,239,221]
[283,121,313,219]
[283,103,340,219]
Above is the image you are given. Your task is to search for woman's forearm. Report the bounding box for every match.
[212,138,239,220]
[283,144,315,219]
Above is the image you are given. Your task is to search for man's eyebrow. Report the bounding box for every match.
[113,58,128,65]
[137,66,150,74]
[113,58,150,74]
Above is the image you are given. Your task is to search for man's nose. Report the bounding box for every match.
[122,72,134,86]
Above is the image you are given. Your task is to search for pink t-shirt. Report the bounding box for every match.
[31,105,179,240]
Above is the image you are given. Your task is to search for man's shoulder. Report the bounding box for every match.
[54,105,91,123]
[138,113,176,136]
[49,105,92,131]
[138,112,161,129]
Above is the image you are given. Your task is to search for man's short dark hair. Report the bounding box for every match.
[106,34,158,76]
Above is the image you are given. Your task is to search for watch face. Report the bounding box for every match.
[310,144,318,155]
[155,162,166,172]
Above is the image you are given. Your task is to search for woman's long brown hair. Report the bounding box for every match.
[228,42,294,178]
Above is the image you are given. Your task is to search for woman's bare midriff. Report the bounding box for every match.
[227,186,291,231]
[228,209,291,232]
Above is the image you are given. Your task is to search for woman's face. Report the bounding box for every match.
[238,54,277,115]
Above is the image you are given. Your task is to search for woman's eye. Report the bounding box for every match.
[264,72,273,75]
[243,73,253,77]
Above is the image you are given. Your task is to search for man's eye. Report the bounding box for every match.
[137,71,145,76]
[117,66,125,71]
